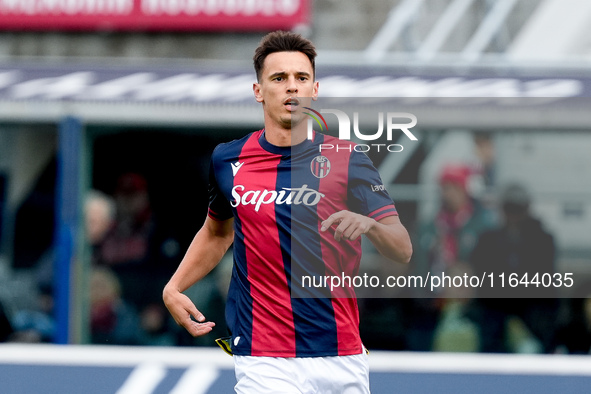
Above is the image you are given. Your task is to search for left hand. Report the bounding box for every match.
[321,210,376,242]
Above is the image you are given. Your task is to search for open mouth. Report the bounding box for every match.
[284,97,300,110]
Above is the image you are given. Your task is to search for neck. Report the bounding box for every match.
[264,121,308,147]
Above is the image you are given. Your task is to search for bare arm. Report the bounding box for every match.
[162,216,234,337]
[321,212,412,264]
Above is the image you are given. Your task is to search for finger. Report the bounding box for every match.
[177,294,206,323]
[321,211,347,231]
[348,218,372,240]
[341,216,365,240]
[342,223,360,241]
[348,227,365,241]
[186,321,216,337]
[334,220,353,242]
[189,305,206,323]
[169,300,206,327]
[321,214,339,232]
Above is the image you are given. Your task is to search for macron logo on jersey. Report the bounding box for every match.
[231,161,244,176]
[230,184,325,212]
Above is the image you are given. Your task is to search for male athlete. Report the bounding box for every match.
[163,31,412,393]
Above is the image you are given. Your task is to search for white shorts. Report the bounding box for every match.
[234,353,370,394]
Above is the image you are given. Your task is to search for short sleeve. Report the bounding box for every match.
[207,155,233,222]
[347,150,398,221]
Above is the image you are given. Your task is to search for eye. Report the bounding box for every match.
[274,76,283,82]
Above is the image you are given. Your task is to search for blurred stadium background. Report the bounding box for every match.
[1,0,591,393]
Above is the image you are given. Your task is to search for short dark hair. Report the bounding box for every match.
[253,31,317,82]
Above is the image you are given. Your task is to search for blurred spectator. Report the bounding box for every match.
[409,164,497,351]
[94,173,182,345]
[98,173,153,268]
[470,183,557,353]
[90,266,141,345]
[96,173,159,308]
[422,164,497,273]
[85,190,116,261]
[415,163,498,280]
[34,190,114,292]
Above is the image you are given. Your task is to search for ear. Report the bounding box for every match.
[312,81,319,101]
[253,82,263,103]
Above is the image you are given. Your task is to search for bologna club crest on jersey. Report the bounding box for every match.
[310,155,331,178]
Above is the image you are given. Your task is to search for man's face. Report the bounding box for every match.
[441,182,468,212]
[85,200,113,245]
[253,51,318,130]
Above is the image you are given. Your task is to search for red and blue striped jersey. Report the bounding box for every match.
[208,129,397,357]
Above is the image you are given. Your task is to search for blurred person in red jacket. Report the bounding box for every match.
[408,164,497,351]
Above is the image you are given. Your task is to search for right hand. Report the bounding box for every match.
[163,286,215,337]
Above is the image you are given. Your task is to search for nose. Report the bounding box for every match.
[286,76,298,93]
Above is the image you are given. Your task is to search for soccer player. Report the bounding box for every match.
[163,31,412,393]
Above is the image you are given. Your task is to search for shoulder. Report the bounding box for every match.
[212,131,259,161]
[524,217,555,240]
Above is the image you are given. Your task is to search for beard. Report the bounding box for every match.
[280,111,305,130]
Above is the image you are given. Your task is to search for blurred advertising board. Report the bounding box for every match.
[0,63,589,104]
[0,0,309,31]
